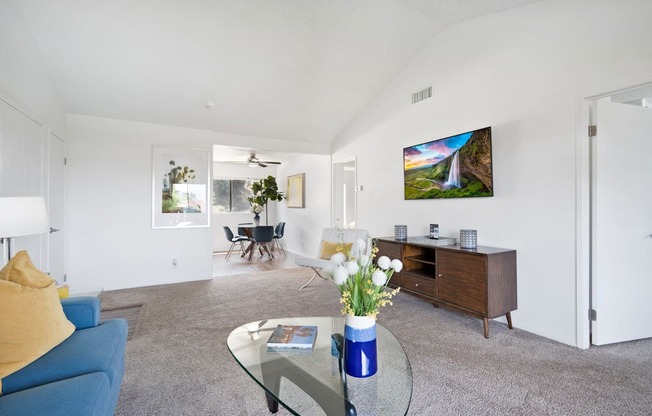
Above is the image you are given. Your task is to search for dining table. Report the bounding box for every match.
[237,223,273,261]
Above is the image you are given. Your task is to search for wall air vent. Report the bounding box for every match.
[411,86,432,104]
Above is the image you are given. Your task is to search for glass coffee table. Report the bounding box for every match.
[227,317,412,415]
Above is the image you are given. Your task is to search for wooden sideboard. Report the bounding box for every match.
[376,237,517,338]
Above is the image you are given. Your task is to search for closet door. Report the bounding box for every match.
[48,133,66,281]
[0,99,47,268]
[592,99,652,345]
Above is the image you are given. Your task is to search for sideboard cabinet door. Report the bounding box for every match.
[437,250,487,314]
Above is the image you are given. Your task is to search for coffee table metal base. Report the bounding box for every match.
[261,352,356,415]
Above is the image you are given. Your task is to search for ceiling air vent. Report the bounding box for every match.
[411,86,432,104]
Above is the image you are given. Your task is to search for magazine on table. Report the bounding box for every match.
[266,324,318,352]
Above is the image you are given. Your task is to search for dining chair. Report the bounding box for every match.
[223,226,250,261]
[272,222,286,255]
[252,226,275,260]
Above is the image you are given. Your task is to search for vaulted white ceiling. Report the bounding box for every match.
[12,0,541,146]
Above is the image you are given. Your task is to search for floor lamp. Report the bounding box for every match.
[0,196,49,264]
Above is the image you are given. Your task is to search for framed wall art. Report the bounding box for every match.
[287,173,305,208]
[152,146,211,228]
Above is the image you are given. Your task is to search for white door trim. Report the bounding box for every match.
[331,156,357,228]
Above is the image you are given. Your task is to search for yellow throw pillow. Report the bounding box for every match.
[319,241,353,260]
[0,251,75,394]
[57,284,70,299]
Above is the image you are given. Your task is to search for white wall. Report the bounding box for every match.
[277,154,332,257]
[0,1,65,137]
[333,0,652,346]
[211,162,279,252]
[0,1,65,272]
[66,114,330,291]
[66,115,212,291]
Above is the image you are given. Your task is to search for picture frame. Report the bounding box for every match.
[287,173,305,208]
[152,146,211,228]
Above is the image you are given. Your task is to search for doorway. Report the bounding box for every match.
[332,157,356,228]
[588,84,652,345]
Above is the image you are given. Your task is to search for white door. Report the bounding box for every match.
[0,99,47,268]
[48,133,66,282]
[592,99,652,345]
[332,158,356,228]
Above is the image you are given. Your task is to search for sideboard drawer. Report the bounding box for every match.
[401,273,436,297]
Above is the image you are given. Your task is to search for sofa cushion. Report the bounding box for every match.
[0,251,75,393]
[0,319,127,395]
[0,372,111,416]
[319,240,352,260]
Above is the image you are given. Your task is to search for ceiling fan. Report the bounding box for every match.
[240,152,281,168]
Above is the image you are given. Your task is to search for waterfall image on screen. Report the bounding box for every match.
[403,127,494,200]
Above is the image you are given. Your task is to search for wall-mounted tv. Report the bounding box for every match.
[403,127,493,200]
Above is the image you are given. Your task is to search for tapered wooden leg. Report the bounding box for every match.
[506,312,513,329]
[483,318,489,339]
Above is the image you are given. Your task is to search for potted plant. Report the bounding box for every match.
[248,175,284,225]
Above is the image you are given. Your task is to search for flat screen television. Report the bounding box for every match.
[403,126,493,200]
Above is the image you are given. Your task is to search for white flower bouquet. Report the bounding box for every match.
[327,238,402,318]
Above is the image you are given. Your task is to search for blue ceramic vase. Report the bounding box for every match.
[344,315,377,378]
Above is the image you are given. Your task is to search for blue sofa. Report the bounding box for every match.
[0,297,127,416]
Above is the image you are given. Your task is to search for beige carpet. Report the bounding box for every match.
[101,304,143,340]
[100,268,652,415]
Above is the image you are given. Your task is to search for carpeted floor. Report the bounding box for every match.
[101,304,142,340]
[100,268,652,416]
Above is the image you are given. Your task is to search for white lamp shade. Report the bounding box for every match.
[0,197,49,238]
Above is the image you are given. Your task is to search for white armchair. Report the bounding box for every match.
[295,228,371,289]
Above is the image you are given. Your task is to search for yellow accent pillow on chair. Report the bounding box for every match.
[319,241,353,260]
[0,251,75,394]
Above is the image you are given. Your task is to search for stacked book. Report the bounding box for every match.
[266,325,318,353]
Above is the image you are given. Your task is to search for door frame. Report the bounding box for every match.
[575,80,652,349]
[331,156,357,228]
